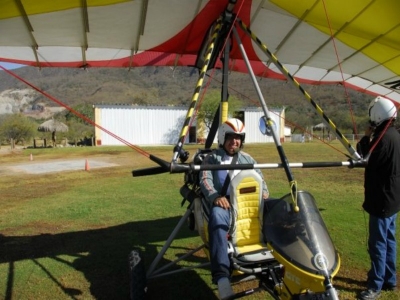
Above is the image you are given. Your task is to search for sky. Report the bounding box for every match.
[0,62,25,70]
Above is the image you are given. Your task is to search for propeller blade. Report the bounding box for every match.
[132,166,169,177]
[149,154,170,169]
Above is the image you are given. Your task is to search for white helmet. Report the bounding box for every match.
[218,118,245,147]
[368,96,397,126]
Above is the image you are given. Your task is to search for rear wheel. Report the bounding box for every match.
[129,249,147,300]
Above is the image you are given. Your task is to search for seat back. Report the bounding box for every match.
[229,170,265,255]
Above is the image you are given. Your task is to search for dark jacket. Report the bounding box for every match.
[357,124,400,217]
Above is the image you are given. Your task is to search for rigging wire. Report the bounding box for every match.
[0,65,153,159]
[0,0,362,161]
[193,0,351,157]
[365,114,397,159]
[205,73,350,157]
[320,1,398,249]
[321,0,358,137]
[182,0,246,143]
[322,1,400,159]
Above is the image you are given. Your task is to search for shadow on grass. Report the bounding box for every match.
[0,216,217,300]
[334,275,366,295]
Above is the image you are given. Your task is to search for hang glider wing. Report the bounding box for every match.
[0,0,399,102]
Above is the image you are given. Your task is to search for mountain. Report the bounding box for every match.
[0,66,374,127]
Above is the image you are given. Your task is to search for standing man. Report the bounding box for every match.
[357,96,400,300]
[199,118,269,300]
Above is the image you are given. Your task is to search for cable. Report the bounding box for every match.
[0,65,152,159]
[321,0,358,137]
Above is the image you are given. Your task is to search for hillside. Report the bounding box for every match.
[0,66,374,129]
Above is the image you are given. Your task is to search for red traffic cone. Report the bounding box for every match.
[85,159,90,171]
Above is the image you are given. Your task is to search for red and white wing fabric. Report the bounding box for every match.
[0,0,399,102]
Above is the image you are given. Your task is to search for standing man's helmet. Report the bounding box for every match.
[368,96,397,126]
[218,118,245,147]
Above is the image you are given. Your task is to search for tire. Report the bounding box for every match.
[129,249,147,300]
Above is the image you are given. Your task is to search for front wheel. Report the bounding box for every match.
[129,249,147,300]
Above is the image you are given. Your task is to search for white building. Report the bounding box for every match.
[93,104,285,146]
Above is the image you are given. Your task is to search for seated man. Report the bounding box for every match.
[199,118,269,299]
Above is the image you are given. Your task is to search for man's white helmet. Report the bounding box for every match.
[218,118,245,147]
[368,96,397,126]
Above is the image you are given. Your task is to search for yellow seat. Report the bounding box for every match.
[193,169,274,263]
[229,170,273,262]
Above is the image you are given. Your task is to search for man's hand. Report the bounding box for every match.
[214,196,230,209]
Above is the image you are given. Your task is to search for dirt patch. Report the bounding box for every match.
[0,145,142,176]
[6,159,118,174]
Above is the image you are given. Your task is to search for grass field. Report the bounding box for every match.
[0,141,399,300]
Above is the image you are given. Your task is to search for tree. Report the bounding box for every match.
[64,122,94,145]
[196,89,242,130]
[57,104,95,144]
[64,103,94,125]
[0,114,37,147]
[195,90,243,142]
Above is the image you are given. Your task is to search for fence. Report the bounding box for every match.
[290,133,364,143]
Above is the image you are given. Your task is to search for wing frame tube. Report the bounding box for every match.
[236,19,361,161]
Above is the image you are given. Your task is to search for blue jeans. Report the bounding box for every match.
[367,214,397,290]
[208,206,231,284]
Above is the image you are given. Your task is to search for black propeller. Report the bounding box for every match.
[132,154,171,177]
[132,152,193,177]
[132,166,169,177]
[148,154,170,169]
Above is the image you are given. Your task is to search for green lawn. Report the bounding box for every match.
[0,142,398,299]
